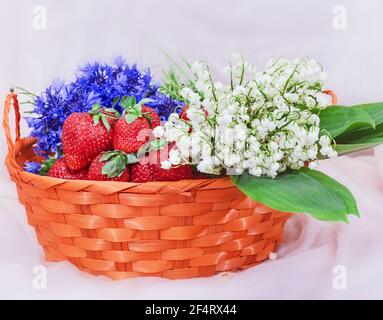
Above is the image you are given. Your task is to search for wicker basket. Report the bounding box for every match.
[3,93,292,280]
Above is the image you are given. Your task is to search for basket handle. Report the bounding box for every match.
[3,90,21,154]
[323,90,338,105]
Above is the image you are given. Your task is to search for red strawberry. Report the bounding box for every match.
[131,147,193,182]
[152,162,193,181]
[100,108,120,127]
[113,96,160,154]
[180,105,190,121]
[86,151,132,181]
[62,106,115,171]
[48,158,87,180]
[130,161,156,183]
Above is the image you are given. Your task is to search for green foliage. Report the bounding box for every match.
[39,156,56,176]
[100,150,138,178]
[319,102,383,155]
[231,168,359,222]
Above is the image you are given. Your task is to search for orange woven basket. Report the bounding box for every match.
[2,91,333,280]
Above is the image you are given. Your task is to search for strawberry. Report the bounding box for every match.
[100,107,120,127]
[180,105,190,121]
[48,158,87,180]
[130,161,155,183]
[62,104,117,171]
[152,162,193,181]
[86,151,135,181]
[131,146,193,182]
[113,96,160,154]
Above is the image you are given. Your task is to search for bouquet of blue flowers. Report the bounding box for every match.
[24,57,184,173]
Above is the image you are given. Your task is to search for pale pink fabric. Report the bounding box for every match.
[1,0,383,300]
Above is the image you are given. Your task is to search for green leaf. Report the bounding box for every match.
[92,103,100,112]
[113,97,120,107]
[137,143,150,157]
[126,154,139,164]
[352,102,383,127]
[336,140,383,155]
[39,156,56,176]
[120,96,134,109]
[333,102,383,144]
[319,106,375,138]
[115,158,127,177]
[100,151,130,178]
[149,139,166,151]
[131,96,136,107]
[231,168,359,222]
[93,114,100,125]
[100,151,118,162]
[336,131,383,155]
[125,113,138,124]
[101,160,117,176]
[103,107,120,117]
[143,113,153,126]
[138,98,153,106]
[101,116,111,132]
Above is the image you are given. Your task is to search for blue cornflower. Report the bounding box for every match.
[26,57,183,156]
[24,161,41,174]
[147,92,185,122]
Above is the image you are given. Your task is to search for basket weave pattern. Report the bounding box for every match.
[4,93,291,280]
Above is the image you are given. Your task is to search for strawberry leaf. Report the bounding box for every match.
[93,114,100,125]
[149,139,166,151]
[101,116,111,132]
[100,151,131,178]
[92,103,100,112]
[101,160,118,178]
[120,96,133,109]
[137,143,151,157]
[137,139,166,157]
[143,114,153,127]
[126,154,139,164]
[137,98,153,107]
[125,113,138,124]
[103,107,120,117]
[112,97,120,108]
[100,151,118,162]
[131,96,136,107]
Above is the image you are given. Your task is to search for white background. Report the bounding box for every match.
[1,0,383,299]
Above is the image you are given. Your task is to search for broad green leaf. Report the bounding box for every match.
[305,169,359,217]
[336,140,383,155]
[319,106,375,138]
[352,102,383,127]
[336,133,383,155]
[231,168,359,222]
[334,102,383,144]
